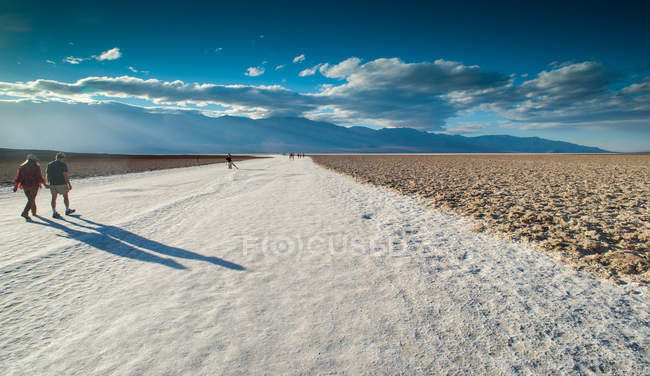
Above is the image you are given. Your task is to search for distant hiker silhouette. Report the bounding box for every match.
[225,153,238,169]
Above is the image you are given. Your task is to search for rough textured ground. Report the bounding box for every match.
[1,156,648,375]
[0,148,261,186]
[312,154,650,285]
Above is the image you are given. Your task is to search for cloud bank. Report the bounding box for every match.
[1,58,649,131]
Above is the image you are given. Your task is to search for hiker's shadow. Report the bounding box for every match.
[35,216,245,271]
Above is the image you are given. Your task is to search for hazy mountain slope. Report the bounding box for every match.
[0,101,608,153]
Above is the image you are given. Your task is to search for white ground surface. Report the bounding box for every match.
[1,156,648,375]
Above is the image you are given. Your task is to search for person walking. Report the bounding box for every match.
[46,152,75,218]
[13,154,48,220]
[225,153,233,169]
[225,153,238,169]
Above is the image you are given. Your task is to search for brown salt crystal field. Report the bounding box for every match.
[312,154,650,285]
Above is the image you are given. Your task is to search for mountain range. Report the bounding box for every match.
[1,101,608,153]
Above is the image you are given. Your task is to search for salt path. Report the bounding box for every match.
[1,156,648,375]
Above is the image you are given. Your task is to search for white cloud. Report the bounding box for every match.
[518,62,610,99]
[440,122,492,135]
[0,76,317,117]
[486,62,637,126]
[46,60,56,65]
[293,54,305,63]
[97,47,122,61]
[622,76,650,95]
[312,57,510,129]
[127,66,151,75]
[245,67,265,77]
[204,47,223,54]
[1,59,648,132]
[320,57,361,79]
[63,47,123,65]
[275,64,286,70]
[299,64,325,77]
[64,56,86,64]
[318,63,329,75]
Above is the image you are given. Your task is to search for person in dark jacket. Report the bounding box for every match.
[13,154,49,220]
[46,152,75,218]
[225,153,233,169]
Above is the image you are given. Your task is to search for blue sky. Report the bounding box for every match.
[1,0,649,151]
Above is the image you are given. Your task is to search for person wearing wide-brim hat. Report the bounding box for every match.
[13,154,49,220]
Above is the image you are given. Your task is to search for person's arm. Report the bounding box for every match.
[41,169,49,189]
[13,168,21,192]
[45,164,51,187]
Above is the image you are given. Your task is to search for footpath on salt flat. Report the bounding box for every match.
[1,156,648,375]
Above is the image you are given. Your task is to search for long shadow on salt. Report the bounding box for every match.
[34,216,245,271]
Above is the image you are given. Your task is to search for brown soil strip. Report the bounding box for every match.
[1,148,264,186]
[312,154,650,285]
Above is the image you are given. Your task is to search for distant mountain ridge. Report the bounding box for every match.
[1,101,608,153]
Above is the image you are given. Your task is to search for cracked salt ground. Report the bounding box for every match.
[312,154,650,284]
[1,156,648,375]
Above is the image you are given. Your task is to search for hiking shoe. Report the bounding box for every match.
[65,209,76,215]
[53,212,62,218]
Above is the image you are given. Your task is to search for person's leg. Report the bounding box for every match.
[22,189,36,217]
[63,192,70,210]
[51,189,58,214]
[22,190,31,217]
[31,189,38,215]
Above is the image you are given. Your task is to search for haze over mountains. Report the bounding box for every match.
[2,101,607,154]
